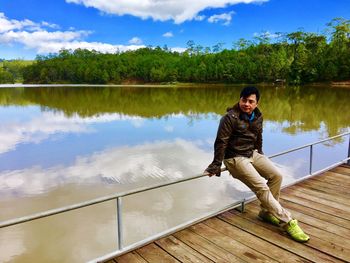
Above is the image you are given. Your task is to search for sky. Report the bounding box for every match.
[0,0,349,60]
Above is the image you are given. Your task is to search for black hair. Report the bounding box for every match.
[240,86,260,102]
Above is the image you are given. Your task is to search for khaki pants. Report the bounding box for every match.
[224,151,293,223]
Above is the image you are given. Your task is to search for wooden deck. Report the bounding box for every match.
[109,164,350,263]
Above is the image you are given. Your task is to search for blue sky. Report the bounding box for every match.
[0,0,349,60]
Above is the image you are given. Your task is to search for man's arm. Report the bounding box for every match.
[205,114,234,177]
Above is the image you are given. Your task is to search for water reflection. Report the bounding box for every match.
[1,85,349,135]
[0,201,116,263]
[0,85,349,262]
[0,108,147,155]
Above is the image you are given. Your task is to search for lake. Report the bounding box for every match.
[0,85,349,262]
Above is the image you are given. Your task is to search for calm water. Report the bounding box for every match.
[0,85,349,262]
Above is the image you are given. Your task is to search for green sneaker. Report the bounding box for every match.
[258,211,280,226]
[285,219,310,242]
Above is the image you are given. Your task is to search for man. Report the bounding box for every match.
[204,86,309,243]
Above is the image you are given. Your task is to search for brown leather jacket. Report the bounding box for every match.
[205,103,263,176]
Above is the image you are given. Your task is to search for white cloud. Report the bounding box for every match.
[194,15,206,21]
[170,47,187,53]
[0,13,188,56]
[208,11,235,26]
[0,13,57,33]
[0,30,139,54]
[254,31,280,39]
[0,30,90,45]
[41,21,60,29]
[162,31,173,38]
[0,12,29,32]
[0,13,146,54]
[65,0,267,24]
[128,36,143,44]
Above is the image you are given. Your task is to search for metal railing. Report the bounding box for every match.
[0,131,349,263]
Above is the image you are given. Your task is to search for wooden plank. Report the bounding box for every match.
[203,217,311,263]
[219,210,343,263]
[303,180,349,201]
[295,180,349,200]
[310,175,349,190]
[136,243,180,263]
[332,165,350,172]
[173,228,243,262]
[115,251,148,263]
[326,170,350,181]
[189,222,277,262]
[277,200,350,234]
[282,187,350,213]
[315,169,349,178]
[283,187,350,214]
[312,171,350,187]
[324,168,350,177]
[306,177,349,190]
[332,166,350,176]
[247,204,350,250]
[339,164,350,170]
[240,205,350,262]
[325,173,350,186]
[155,235,213,263]
[280,192,350,220]
[287,184,347,204]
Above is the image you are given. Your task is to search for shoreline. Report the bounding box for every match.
[1,81,350,89]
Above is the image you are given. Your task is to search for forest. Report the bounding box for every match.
[1,17,349,85]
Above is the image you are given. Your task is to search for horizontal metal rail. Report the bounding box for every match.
[0,131,349,229]
[282,156,350,189]
[0,170,211,228]
[268,131,350,158]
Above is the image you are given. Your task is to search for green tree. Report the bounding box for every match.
[0,68,14,83]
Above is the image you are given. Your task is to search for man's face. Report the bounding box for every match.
[239,94,258,115]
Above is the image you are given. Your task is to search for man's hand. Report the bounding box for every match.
[203,170,216,177]
[204,164,222,177]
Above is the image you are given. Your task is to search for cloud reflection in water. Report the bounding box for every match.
[0,105,306,263]
[0,108,147,155]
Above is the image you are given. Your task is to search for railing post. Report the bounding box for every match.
[116,197,123,250]
[348,134,350,165]
[235,198,245,213]
[309,145,313,174]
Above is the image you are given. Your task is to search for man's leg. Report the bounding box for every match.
[251,151,283,199]
[224,156,310,242]
[251,151,284,215]
[224,157,292,223]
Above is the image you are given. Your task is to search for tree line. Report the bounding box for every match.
[1,17,349,85]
